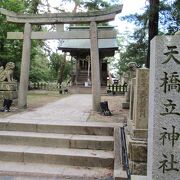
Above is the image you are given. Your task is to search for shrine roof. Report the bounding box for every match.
[68,26,115,30]
[58,39,118,50]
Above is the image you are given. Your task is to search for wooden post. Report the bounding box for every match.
[90,21,101,111]
[18,23,32,108]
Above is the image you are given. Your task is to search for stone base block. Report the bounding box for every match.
[133,129,147,139]
[0,88,18,107]
[130,143,147,162]
[126,135,147,175]
[0,91,18,99]
[122,102,129,109]
[131,175,147,180]
[127,135,147,162]
[129,160,147,175]
[0,82,17,91]
[127,119,147,139]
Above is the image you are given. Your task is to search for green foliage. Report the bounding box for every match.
[0,0,25,79]
[62,60,73,83]
[83,0,110,11]
[49,52,73,83]
[159,0,180,34]
[24,0,41,14]
[29,50,51,83]
[0,0,48,82]
[0,0,25,12]
[115,41,147,76]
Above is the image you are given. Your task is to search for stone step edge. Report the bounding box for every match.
[0,130,114,150]
[0,120,122,127]
[0,145,114,168]
[0,144,114,159]
[0,161,113,179]
[0,122,117,135]
[0,130,114,141]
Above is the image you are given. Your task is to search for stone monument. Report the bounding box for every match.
[122,62,137,109]
[126,67,149,175]
[147,35,180,179]
[0,62,18,107]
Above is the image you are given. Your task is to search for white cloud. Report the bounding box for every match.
[109,0,147,33]
[121,0,147,15]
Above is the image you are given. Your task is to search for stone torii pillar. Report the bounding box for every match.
[0,6,123,111]
[90,21,101,111]
[18,23,32,108]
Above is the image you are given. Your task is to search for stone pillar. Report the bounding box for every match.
[147,35,180,180]
[129,78,136,121]
[18,23,32,108]
[122,62,137,109]
[134,68,149,129]
[129,68,149,137]
[126,68,149,176]
[90,21,101,111]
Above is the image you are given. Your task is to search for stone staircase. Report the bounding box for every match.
[0,121,127,179]
[77,70,90,85]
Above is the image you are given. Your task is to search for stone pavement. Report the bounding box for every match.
[2,94,92,123]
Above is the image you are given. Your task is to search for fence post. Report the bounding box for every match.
[118,85,121,93]
[115,84,118,92]
[112,84,114,95]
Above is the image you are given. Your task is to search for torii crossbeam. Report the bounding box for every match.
[0,5,122,111]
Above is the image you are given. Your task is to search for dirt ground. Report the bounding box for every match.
[88,95,129,124]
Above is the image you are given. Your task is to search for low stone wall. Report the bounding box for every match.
[0,82,18,107]
[126,135,147,175]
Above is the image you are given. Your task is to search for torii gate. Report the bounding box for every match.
[0,6,122,111]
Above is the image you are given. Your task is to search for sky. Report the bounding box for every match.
[121,0,147,15]
[110,0,147,33]
[45,0,147,14]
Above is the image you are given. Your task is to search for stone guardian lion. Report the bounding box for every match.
[0,62,15,82]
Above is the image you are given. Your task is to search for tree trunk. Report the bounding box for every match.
[146,0,159,68]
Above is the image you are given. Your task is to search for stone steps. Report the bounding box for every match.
[0,121,118,178]
[77,71,91,84]
[0,131,114,150]
[69,86,108,94]
[0,161,112,179]
[0,121,114,136]
[0,144,114,167]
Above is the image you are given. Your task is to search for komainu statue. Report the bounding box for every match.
[0,62,15,82]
